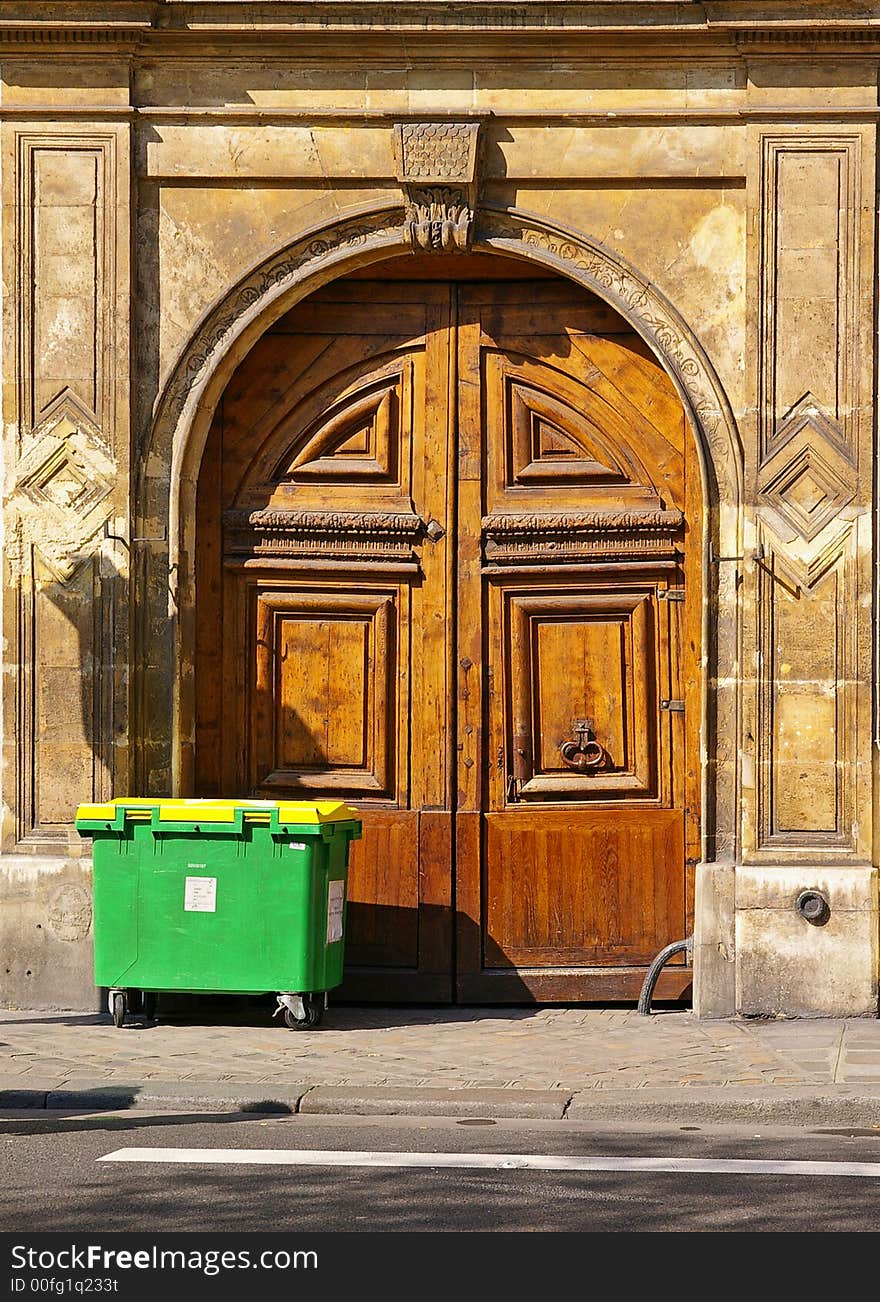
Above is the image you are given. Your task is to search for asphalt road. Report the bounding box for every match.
[2,1109,880,1240]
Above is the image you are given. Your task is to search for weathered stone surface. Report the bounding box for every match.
[693,861,736,1018]
[0,2,877,1018]
[0,857,101,1011]
[736,866,879,1018]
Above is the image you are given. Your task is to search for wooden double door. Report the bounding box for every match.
[195,258,701,1003]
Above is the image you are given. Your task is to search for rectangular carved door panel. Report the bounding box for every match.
[482,808,685,970]
[249,586,400,796]
[499,585,660,801]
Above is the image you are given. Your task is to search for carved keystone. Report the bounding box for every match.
[392,121,482,253]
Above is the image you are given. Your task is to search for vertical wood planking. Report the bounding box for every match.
[197,265,697,1001]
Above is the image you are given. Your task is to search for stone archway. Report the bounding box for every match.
[137,201,744,1009]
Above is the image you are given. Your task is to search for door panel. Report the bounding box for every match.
[197,281,455,1001]
[483,808,685,966]
[455,279,696,1001]
[251,586,398,796]
[240,353,416,503]
[343,810,420,969]
[485,353,660,507]
[195,260,699,1004]
[499,586,661,801]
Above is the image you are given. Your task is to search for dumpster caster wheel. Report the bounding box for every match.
[110,991,126,1029]
[283,996,322,1031]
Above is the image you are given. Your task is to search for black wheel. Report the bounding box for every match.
[111,991,126,1029]
[283,995,322,1031]
[142,991,157,1021]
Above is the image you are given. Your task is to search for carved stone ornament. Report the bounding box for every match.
[403,186,472,253]
[224,507,425,563]
[482,508,684,563]
[392,121,482,253]
[758,394,855,545]
[8,392,115,582]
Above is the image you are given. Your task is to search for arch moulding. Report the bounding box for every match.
[137,201,744,1008]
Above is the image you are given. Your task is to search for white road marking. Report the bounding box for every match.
[98,1148,880,1178]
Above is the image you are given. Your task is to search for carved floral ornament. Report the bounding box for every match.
[482,507,684,563]
[223,507,425,563]
[392,121,483,253]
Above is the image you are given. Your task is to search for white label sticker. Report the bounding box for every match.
[289,842,307,851]
[184,876,217,913]
[326,879,345,944]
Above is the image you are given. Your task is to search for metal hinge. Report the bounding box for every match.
[660,699,685,713]
[658,589,685,602]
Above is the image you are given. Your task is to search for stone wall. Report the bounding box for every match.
[0,1,877,1015]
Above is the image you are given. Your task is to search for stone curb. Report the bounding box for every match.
[2,1080,880,1126]
[565,1086,880,1126]
[49,1081,310,1113]
[298,1086,571,1119]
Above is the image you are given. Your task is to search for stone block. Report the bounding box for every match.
[736,866,879,1018]
[0,856,99,1011]
[693,861,736,1018]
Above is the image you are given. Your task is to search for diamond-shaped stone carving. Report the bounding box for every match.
[760,443,854,543]
[18,438,111,518]
[11,394,115,582]
[759,395,855,545]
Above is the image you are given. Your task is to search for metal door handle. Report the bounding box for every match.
[560,718,610,772]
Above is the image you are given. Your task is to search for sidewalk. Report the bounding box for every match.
[4,1000,880,1126]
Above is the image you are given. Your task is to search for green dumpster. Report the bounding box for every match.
[74,797,362,1030]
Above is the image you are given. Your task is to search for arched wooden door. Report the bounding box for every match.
[195,254,701,1004]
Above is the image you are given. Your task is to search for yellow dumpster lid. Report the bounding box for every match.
[75,798,359,825]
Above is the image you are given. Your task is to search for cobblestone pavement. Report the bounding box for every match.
[2,1003,880,1123]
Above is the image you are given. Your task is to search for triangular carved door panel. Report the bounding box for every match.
[484,344,686,515]
[507,374,643,485]
[277,370,407,484]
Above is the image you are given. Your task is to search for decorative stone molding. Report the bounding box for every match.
[756,518,854,597]
[15,132,120,444]
[482,508,684,563]
[223,507,425,563]
[737,29,880,48]
[392,121,482,253]
[393,121,480,181]
[758,137,860,465]
[759,447,855,547]
[754,521,858,854]
[163,210,400,426]
[477,207,742,502]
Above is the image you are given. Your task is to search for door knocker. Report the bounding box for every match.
[560,718,611,773]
